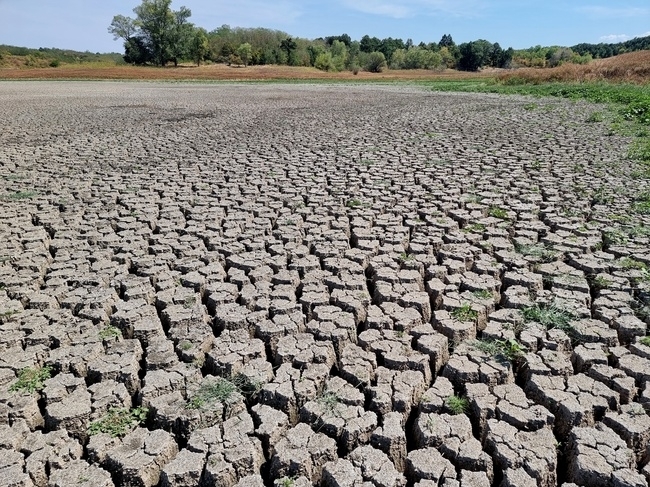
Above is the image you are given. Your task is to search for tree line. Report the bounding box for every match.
[109,0,515,72]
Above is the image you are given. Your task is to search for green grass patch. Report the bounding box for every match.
[470,338,526,362]
[521,303,575,335]
[639,336,650,347]
[5,190,37,200]
[9,366,52,394]
[88,407,149,437]
[451,303,478,322]
[445,395,469,415]
[514,243,558,263]
[488,206,509,219]
[99,325,121,340]
[187,374,263,410]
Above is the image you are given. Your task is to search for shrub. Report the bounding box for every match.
[314,52,334,72]
[49,59,60,68]
[365,51,387,73]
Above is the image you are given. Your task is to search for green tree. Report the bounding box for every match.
[280,37,297,65]
[314,52,334,71]
[189,27,209,66]
[365,51,387,72]
[237,42,252,66]
[168,5,193,66]
[108,15,137,42]
[330,40,347,71]
[110,0,193,66]
[133,0,175,66]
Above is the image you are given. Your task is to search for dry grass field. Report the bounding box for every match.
[0,62,494,81]
[498,50,650,84]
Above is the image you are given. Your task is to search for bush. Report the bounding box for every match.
[49,59,60,68]
[365,51,387,73]
[314,52,334,71]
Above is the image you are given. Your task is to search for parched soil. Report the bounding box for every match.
[0,81,649,487]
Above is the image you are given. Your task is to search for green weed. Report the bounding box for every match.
[88,407,149,437]
[514,243,557,263]
[451,303,478,322]
[488,206,508,219]
[99,326,121,340]
[6,190,37,200]
[472,289,493,300]
[445,395,469,415]
[639,336,650,347]
[9,366,51,394]
[470,338,526,362]
[346,198,363,208]
[586,111,604,123]
[521,303,575,335]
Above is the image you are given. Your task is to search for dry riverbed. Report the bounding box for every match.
[1,81,649,487]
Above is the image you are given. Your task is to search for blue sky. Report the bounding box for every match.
[1,0,649,53]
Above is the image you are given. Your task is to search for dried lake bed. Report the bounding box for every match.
[1,81,650,487]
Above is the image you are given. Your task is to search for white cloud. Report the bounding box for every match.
[578,6,649,18]
[599,30,650,43]
[599,34,630,42]
[340,0,482,19]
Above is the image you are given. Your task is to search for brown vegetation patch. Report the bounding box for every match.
[0,63,493,81]
[498,50,650,84]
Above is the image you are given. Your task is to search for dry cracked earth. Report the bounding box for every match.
[1,81,650,487]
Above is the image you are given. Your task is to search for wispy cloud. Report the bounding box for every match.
[578,5,649,18]
[599,30,650,43]
[600,34,630,42]
[340,0,483,19]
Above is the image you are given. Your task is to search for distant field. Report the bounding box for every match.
[0,63,496,81]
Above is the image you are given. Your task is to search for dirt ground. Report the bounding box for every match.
[0,81,649,487]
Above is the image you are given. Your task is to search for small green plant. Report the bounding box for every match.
[620,257,648,271]
[471,338,526,362]
[9,366,52,394]
[523,103,538,111]
[521,303,574,334]
[586,111,603,123]
[346,198,363,208]
[472,289,493,300]
[179,340,193,351]
[277,477,296,487]
[183,295,197,309]
[88,407,149,437]
[451,303,478,322]
[445,394,469,415]
[398,252,415,262]
[99,325,121,340]
[514,243,557,263]
[640,336,650,347]
[591,275,612,291]
[317,390,341,415]
[188,377,239,410]
[463,223,486,233]
[488,206,508,219]
[188,374,262,410]
[6,190,37,200]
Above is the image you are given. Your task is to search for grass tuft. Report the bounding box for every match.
[9,366,51,394]
[451,303,478,322]
[88,407,148,437]
[445,394,469,415]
